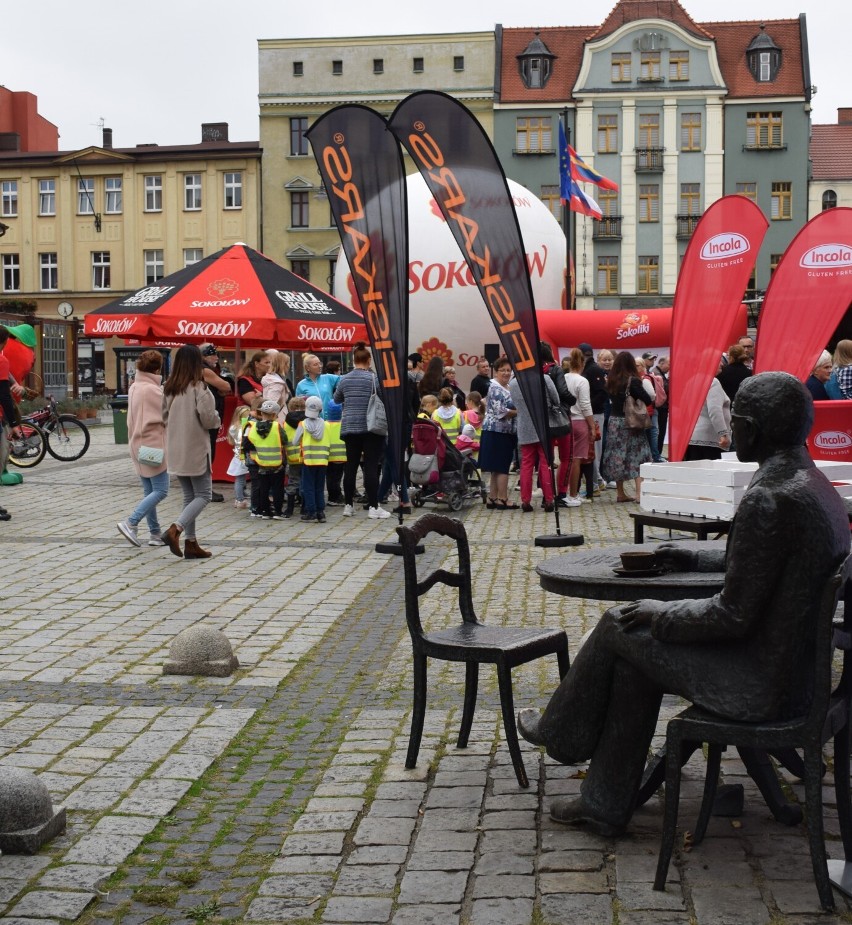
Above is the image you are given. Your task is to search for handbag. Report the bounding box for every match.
[137,445,164,466]
[624,379,651,432]
[547,401,572,438]
[366,378,388,436]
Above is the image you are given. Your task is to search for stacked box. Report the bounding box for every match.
[639,458,852,518]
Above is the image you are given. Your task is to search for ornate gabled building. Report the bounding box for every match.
[495,0,812,310]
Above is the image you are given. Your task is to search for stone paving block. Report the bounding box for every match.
[407,851,475,872]
[280,831,348,856]
[374,782,427,801]
[305,797,365,814]
[63,833,144,865]
[257,873,335,897]
[541,870,610,894]
[323,896,394,923]
[616,881,687,910]
[398,869,468,905]
[354,816,417,846]
[541,826,609,852]
[480,810,536,830]
[367,799,421,818]
[616,845,679,882]
[0,854,51,880]
[0,880,24,903]
[333,864,399,895]
[540,892,614,924]
[38,864,114,890]
[690,885,771,924]
[90,815,160,837]
[413,830,478,853]
[292,811,359,832]
[151,753,213,778]
[390,904,460,925]
[9,890,96,919]
[347,846,409,866]
[472,874,535,899]
[113,796,176,816]
[425,786,486,810]
[469,897,535,925]
[269,854,342,875]
[247,896,321,920]
[768,879,826,915]
[418,809,480,833]
[479,829,537,855]
[539,850,605,873]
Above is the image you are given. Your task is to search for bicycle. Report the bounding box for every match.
[8,394,91,467]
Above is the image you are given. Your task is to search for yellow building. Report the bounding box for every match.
[0,123,261,394]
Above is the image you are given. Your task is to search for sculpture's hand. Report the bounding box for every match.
[617,600,660,632]
[654,543,696,572]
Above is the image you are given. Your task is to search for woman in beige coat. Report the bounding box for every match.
[117,350,169,547]
[162,345,221,559]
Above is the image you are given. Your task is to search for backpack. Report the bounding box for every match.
[648,373,667,408]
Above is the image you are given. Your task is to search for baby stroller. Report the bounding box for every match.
[409,417,486,511]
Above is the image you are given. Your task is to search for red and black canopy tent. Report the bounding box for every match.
[83,243,367,350]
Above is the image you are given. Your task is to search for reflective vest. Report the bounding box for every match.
[247,423,285,469]
[283,420,302,465]
[326,420,346,464]
[302,427,331,467]
[432,408,462,444]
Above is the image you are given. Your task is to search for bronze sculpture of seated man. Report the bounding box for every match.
[519,371,851,835]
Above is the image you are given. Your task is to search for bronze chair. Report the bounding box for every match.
[653,554,852,911]
[396,513,570,788]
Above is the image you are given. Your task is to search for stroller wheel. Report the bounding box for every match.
[447,492,463,512]
[412,490,425,508]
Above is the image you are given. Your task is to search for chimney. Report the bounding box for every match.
[102,127,113,149]
[839,108,852,126]
[201,122,229,143]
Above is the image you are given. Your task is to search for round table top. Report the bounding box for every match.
[536,540,726,602]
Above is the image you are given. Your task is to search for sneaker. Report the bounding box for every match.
[249,511,261,518]
[342,504,354,517]
[316,512,327,523]
[606,481,617,490]
[326,498,343,507]
[368,506,391,519]
[543,501,555,513]
[148,534,166,547]
[521,503,533,513]
[116,521,141,547]
[211,491,225,503]
[234,499,248,509]
[556,496,572,508]
[300,512,314,522]
[271,513,284,520]
[597,480,608,491]
[563,496,583,507]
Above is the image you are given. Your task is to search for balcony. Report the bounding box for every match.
[593,216,623,240]
[635,147,665,171]
[676,214,701,239]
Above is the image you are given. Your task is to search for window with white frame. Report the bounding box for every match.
[92,251,111,289]
[184,248,203,266]
[1,180,18,217]
[144,249,164,284]
[224,172,242,209]
[1,254,20,292]
[38,179,56,215]
[40,252,58,291]
[144,175,163,211]
[105,177,122,214]
[184,174,202,210]
[77,178,95,214]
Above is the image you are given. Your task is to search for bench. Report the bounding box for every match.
[629,510,731,545]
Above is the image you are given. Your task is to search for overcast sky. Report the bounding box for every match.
[2,0,848,151]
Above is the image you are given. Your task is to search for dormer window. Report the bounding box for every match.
[746,24,781,83]
[517,32,556,89]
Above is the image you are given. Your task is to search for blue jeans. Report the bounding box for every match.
[301,465,327,516]
[647,411,664,463]
[129,470,170,536]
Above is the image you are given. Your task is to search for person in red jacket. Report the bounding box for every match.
[0,327,23,518]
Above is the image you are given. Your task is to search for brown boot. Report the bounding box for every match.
[162,523,183,558]
[184,538,211,559]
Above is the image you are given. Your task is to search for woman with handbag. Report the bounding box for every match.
[161,344,222,559]
[333,341,390,520]
[508,370,559,512]
[601,351,652,503]
[479,356,518,509]
[117,350,169,547]
[564,348,596,507]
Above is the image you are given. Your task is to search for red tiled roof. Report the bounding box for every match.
[499,26,592,103]
[588,0,713,42]
[499,14,807,103]
[810,125,852,181]
[702,19,806,99]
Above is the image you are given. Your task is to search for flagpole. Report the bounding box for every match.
[562,109,573,310]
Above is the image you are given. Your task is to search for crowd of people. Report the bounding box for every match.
[113,332,852,553]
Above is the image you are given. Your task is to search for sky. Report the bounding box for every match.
[2,0,849,151]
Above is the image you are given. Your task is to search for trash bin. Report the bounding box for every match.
[110,395,129,444]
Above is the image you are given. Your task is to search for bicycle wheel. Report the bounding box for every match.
[7,422,47,468]
[45,415,90,461]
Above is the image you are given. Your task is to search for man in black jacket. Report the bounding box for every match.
[579,343,607,489]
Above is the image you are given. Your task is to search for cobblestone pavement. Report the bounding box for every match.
[0,424,849,924]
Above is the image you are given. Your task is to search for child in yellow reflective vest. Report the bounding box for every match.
[418,394,438,420]
[325,399,346,506]
[243,399,286,519]
[432,387,462,444]
[282,395,305,518]
[296,395,331,523]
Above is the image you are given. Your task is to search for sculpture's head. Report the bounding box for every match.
[731,371,813,462]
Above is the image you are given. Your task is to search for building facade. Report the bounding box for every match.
[258,31,495,294]
[0,123,261,393]
[494,2,812,311]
